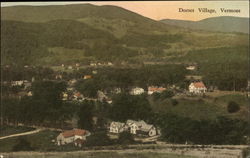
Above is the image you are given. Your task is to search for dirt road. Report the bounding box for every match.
[0,129,43,140]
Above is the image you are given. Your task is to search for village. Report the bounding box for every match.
[1,62,209,102]
[2,62,221,146]
[2,61,249,150]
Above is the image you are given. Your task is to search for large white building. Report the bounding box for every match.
[129,87,145,95]
[126,120,157,137]
[109,121,126,134]
[189,81,207,94]
[109,120,157,137]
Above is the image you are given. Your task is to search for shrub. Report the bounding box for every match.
[171,99,178,106]
[161,90,174,98]
[152,93,161,101]
[85,131,113,146]
[242,147,250,158]
[227,101,240,113]
[118,131,135,145]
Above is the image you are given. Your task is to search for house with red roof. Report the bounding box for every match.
[148,86,166,95]
[189,81,207,94]
[73,92,84,101]
[83,75,92,79]
[56,129,91,146]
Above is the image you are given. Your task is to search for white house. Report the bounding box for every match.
[62,92,68,101]
[92,70,98,74]
[97,90,110,102]
[55,74,62,80]
[129,87,145,95]
[106,98,113,104]
[189,81,207,94]
[110,88,122,94]
[109,121,126,134]
[11,81,24,86]
[186,65,196,70]
[90,62,97,66]
[27,91,33,96]
[107,62,113,66]
[148,86,166,95]
[23,81,32,89]
[83,75,92,80]
[68,79,77,86]
[126,120,157,137]
[56,129,90,146]
[73,92,84,101]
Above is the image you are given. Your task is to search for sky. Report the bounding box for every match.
[1,1,249,21]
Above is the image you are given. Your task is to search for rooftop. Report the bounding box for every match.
[61,129,88,138]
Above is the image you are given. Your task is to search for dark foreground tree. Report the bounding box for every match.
[157,113,249,145]
[78,101,95,131]
[110,93,152,122]
[85,131,113,146]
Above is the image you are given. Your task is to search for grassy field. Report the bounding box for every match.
[40,47,93,66]
[171,46,248,65]
[0,130,60,152]
[0,126,35,137]
[0,151,197,158]
[150,92,249,121]
[150,97,225,120]
[214,93,249,107]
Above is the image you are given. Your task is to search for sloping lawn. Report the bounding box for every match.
[151,98,225,120]
[214,94,249,107]
[0,130,60,152]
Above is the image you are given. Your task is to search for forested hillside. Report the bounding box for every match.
[1,4,249,66]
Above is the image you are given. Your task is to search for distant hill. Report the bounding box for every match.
[160,16,249,34]
[1,4,145,22]
[1,4,173,32]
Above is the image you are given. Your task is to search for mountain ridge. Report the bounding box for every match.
[1,4,159,24]
[160,16,249,34]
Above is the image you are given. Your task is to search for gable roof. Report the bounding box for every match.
[83,75,92,79]
[111,121,125,129]
[74,92,82,97]
[148,86,166,92]
[61,129,87,138]
[191,82,206,88]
